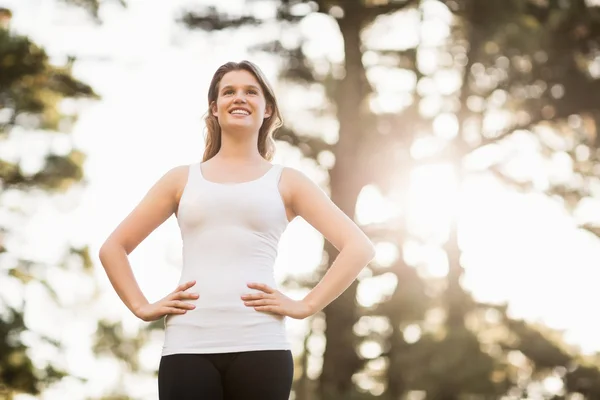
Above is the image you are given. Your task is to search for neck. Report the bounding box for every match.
[215,128,263,163]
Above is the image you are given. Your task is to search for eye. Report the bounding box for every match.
[223,89,234,95]
[247,89,258,95]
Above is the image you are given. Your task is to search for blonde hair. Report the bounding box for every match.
[203,61,283,162]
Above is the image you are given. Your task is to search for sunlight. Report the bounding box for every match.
[433,112,459,139]
[403,241,449,278]
[419,94,443,117]
[543,375,564,396]
[420,15,451,47]
[407,164,459,242]
[358,340,383,359]
[363,8,420,51]
[356,272,398,308]
[354,316,392,337]
[299,12,344,64]
[355,184,401,225]
[433,69,462,95]
[373,242,400,267]
[306,353,323,380]
[403,324,422,344]
[410,135,447,159]
[354,150,600,355]
[352,370,385,397]
[483,109,513,133]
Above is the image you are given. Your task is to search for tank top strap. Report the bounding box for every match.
[188,162,201,183]
[268,164,285,186]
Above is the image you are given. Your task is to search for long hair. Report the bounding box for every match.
[203,61,283,162]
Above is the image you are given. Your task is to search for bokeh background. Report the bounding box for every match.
[2,0,600,399]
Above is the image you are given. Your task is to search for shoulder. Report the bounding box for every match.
[279,166,325,200]
[156,164,190,186]
[152,164,191,200]
[280,165,310,183]
[164,164,190,180]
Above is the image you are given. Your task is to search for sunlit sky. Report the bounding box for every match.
[3,0,600,399]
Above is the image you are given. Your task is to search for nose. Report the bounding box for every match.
[233,90,247,103]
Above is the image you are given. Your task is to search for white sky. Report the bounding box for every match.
[3,0,600,399]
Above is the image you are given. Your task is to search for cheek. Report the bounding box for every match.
[214,99,227,116]
[252,101,266,116]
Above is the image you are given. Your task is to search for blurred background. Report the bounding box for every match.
[2,0,600,399]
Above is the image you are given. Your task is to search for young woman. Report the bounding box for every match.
[99,60,375,400]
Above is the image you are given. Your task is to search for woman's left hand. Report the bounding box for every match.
[241,283,313,320]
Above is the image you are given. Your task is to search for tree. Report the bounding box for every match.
[0,6,98,398]
[181,0,600,399]
[61,0,127,23]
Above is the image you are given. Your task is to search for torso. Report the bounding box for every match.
[162,159,292,355]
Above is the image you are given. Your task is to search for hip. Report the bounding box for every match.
[162,308,289,355]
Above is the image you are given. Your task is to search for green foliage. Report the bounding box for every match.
[0,308,37,395]
[60,0,127,22]
[0,13,97,397]
[92,320,154,373]
[0,29,97,134]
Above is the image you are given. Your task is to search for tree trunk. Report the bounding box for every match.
[385,331,408,399]
[443,216,468,328]
[319,4,370,399]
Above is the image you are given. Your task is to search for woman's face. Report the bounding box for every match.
[212,69,272,133]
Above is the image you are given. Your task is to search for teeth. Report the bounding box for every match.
[231,109,249,115]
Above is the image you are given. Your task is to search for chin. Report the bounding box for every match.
[222,122,260,132]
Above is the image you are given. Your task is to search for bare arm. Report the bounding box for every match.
[243,167,375,318]
[286,168,375,315]
[98,165,194,319]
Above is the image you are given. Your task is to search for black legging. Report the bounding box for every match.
[158,350,294,400]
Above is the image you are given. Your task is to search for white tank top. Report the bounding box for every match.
[161,162,291,355]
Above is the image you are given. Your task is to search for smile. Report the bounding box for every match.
[230,108,250,115]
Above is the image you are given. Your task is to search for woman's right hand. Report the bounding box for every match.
[135,280,199,322]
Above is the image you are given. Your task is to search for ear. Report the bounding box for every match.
[264,103,273,119]
[211,101,218,117]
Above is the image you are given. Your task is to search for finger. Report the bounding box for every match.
[253,305,281,314]
[177,280,196,291]
[247,282,275,294]
[240,292,270,301]
[163,307,187,315]
[173,291,200,300]
[173,280,196,293]
[168,300,196,310]
[244,299,276,307]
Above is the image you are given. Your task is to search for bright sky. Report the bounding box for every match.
[3,0,600,399]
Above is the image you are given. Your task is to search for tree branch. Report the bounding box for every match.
[275,126,333,160]
[179,6,262,31]
[484,167,536,192]
[364,0,420,21]
[468,114,549,153]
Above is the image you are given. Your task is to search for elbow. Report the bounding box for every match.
[350,236,375,264]
[98,241,111,266]
[346,234,376,264]
[98,239,125,265]
[365,240,376,263]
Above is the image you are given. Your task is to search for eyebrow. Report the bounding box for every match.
[220,84,261,92]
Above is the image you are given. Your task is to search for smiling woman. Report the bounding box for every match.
[98,60,375,400]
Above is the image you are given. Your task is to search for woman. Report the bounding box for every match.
[99,60,375,400]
